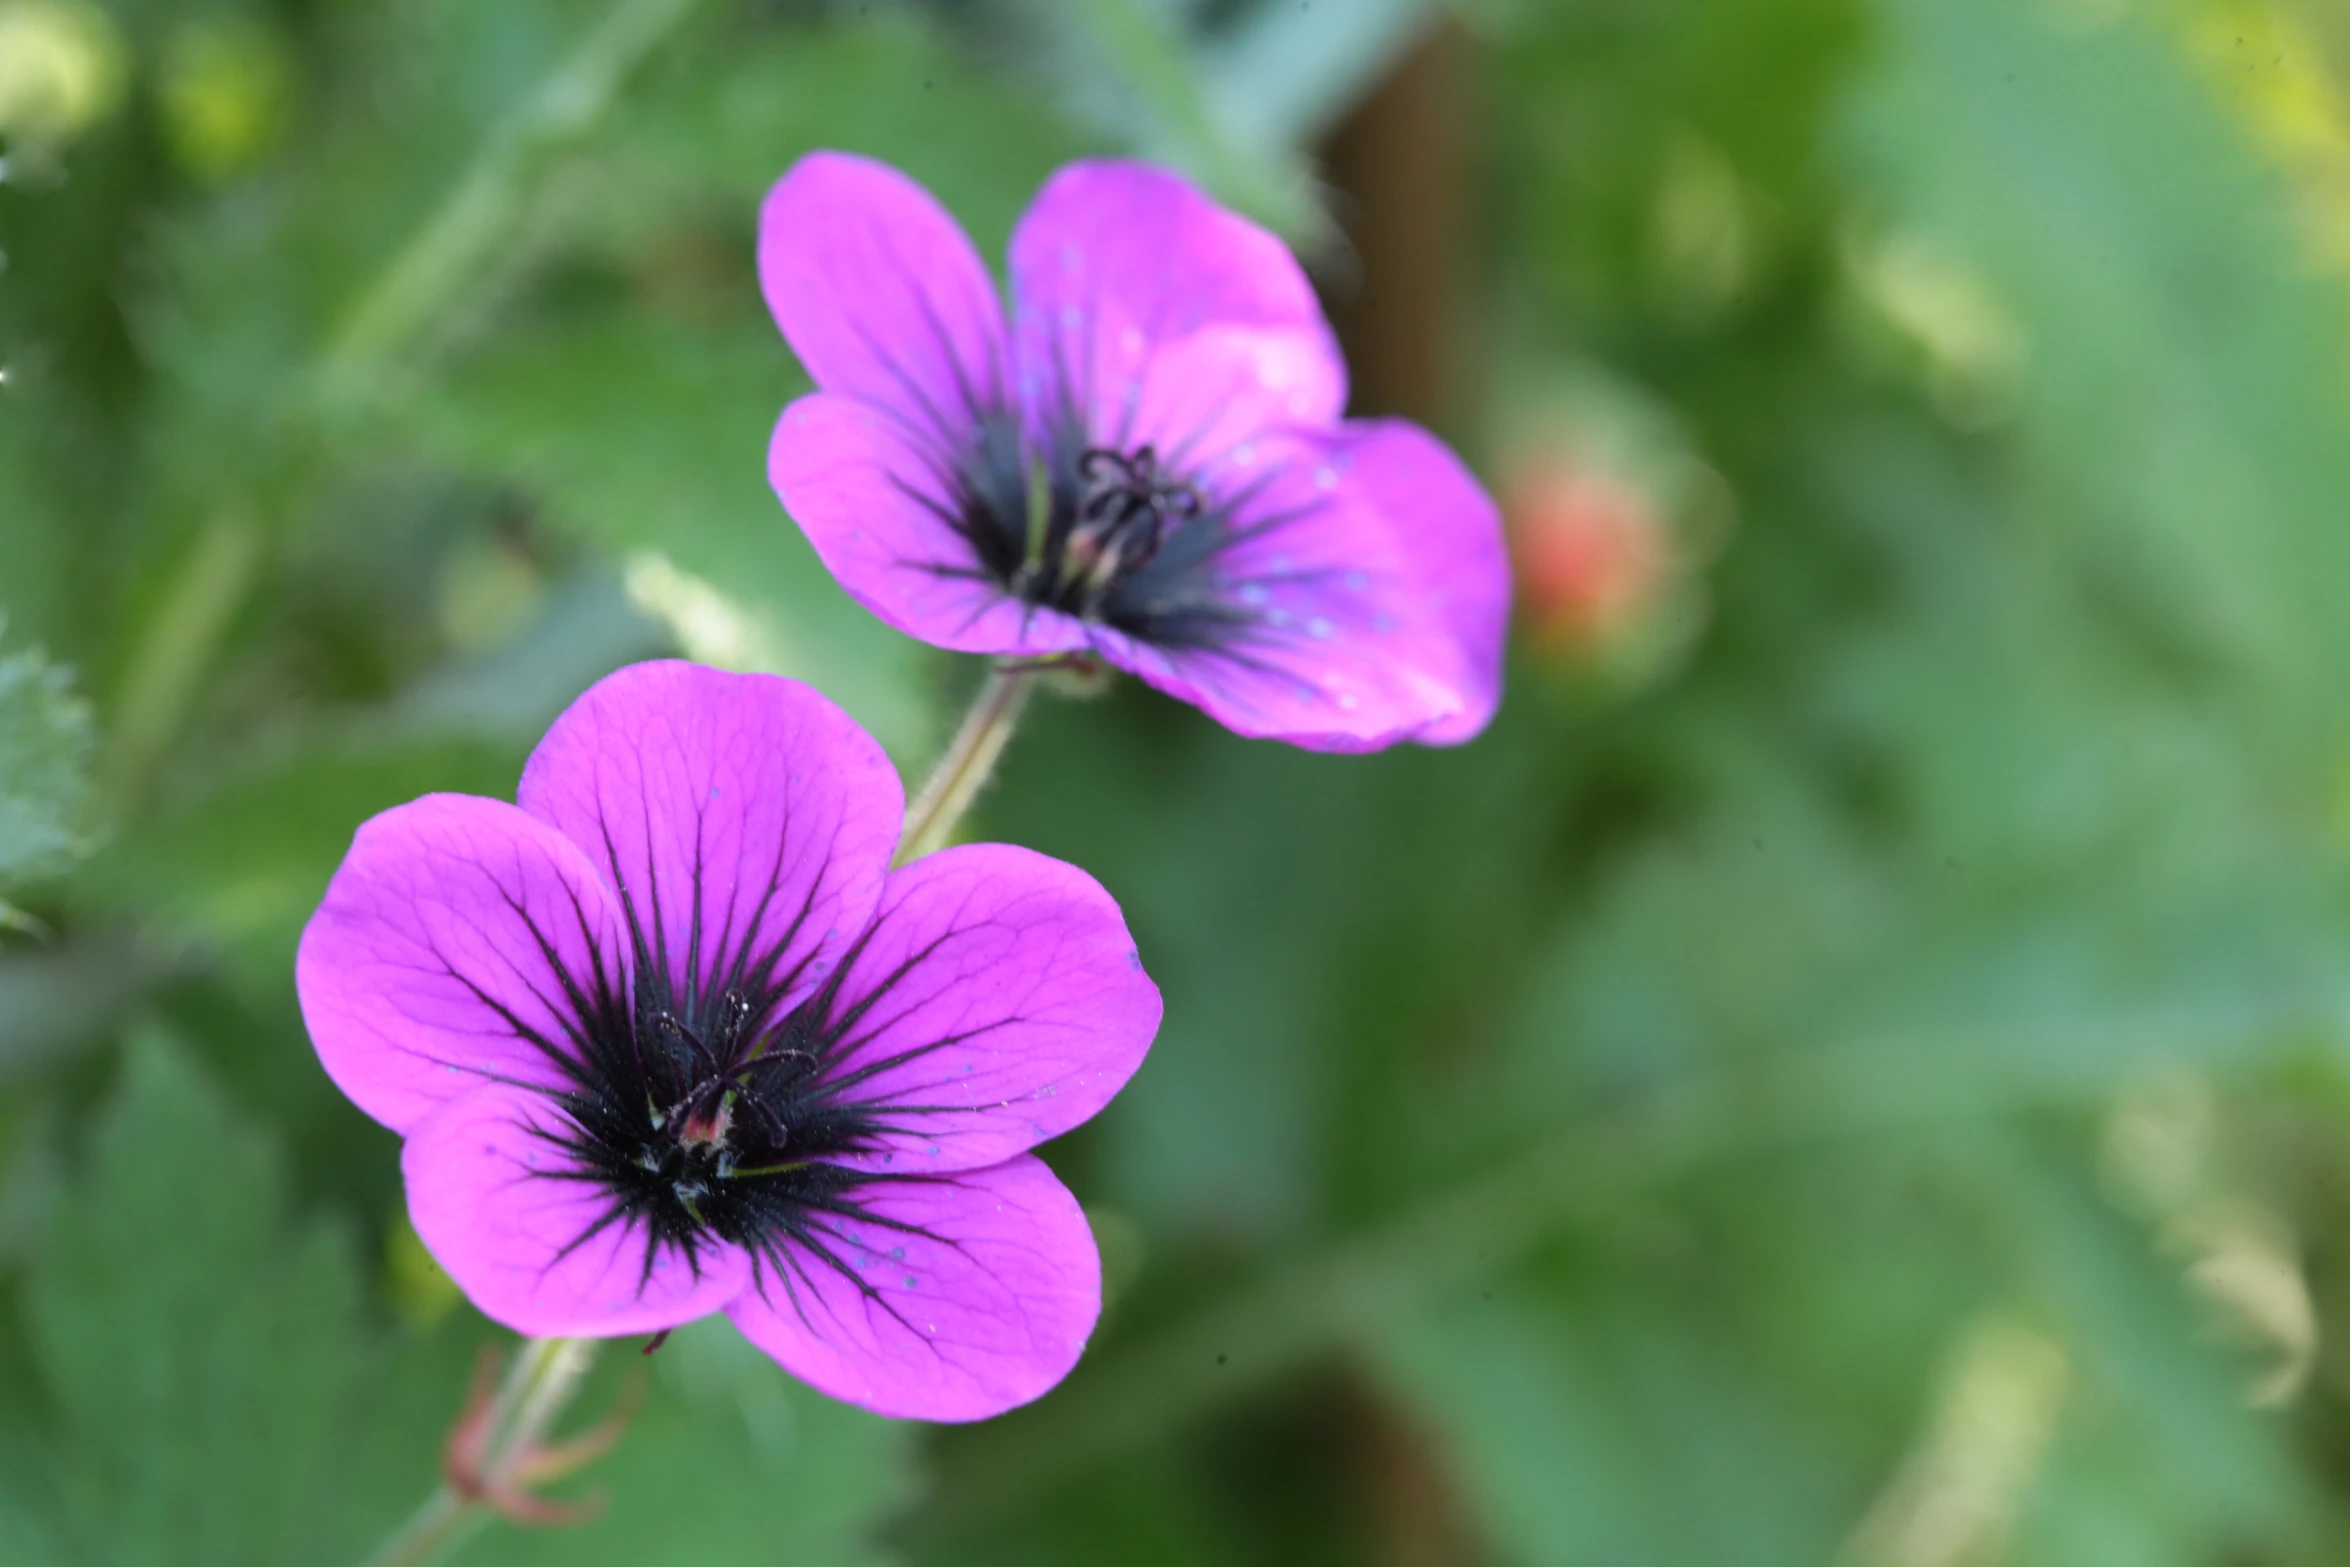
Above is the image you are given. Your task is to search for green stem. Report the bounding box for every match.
[894,663,1040,866]
[319,0,710,406]
[108,0,705,802]
[103,509,261,801]
[356,1486,477,1567]
[357,1336,595,1567]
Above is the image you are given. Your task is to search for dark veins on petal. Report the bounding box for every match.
[491,852,952,1296]
[913,405,1277,651]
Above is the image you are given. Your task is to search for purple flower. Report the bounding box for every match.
[761,153,1509,752]
[296,661,1160,1421]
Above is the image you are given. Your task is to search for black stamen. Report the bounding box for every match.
[556,982,879,1260]
[945,412,1244,648]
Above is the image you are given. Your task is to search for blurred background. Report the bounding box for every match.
[9,0,2350,1561]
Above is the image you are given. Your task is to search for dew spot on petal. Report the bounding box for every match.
[904,1274,919,1288]
[1308,617,1333,640]
[890,1246,905,1261]
[1344,570,1368,592]
[1314,466,1338,491]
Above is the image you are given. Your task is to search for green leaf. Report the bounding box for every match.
[7,1031,920,1567]
[1843,0,2350,761]
[0,641,96,894]
[20,1030,360,1567]
[1372,1284,1846,1567]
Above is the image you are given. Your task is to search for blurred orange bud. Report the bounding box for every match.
[1502,454,1669,651]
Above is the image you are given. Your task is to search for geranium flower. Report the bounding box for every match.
[296,661,1160,1421]
[762,153,1509,752]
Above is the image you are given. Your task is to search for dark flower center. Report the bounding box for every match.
[943,411,1253,650]
[1063,445,1198,591]
[551,977,878,1263]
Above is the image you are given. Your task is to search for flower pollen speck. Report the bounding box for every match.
[296,660,1161,1421]
[761,152,1510,752]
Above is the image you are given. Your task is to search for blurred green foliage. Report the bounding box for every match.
[0,638,93,902]
[10,0,2350,1562]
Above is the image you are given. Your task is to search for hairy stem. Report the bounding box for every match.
[357,1486,475,1567]
[895,663,1040,866]
[358,1336,596,1567]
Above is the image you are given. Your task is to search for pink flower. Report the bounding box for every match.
[762,153,1509,752]
[296,661,1160,1421]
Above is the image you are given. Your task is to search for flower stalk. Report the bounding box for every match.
[894,661,1039,866]
[360,1335,595,1567]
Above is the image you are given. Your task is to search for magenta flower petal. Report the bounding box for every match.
[299,661,1159,1416]
[769,393,1095,659]
[1123,327,1347,475]
[1008,158,1341,427]
[724,1153,1099,1422]
[297,794,631,1134]
[759,151,1008,447]
[1324,420,1509,745]
[404,1082,752,1336]
[763,154,1511,749]
[1095,422,1501,750]
[516,660,900,1024]
[800,843,1160,1174]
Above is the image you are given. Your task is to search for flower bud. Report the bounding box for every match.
[1503,453,1669,653]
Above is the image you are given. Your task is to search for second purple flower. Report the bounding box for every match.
[762,153,1510,752]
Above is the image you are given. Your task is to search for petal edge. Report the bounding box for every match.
[726,1154,1100,1421]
